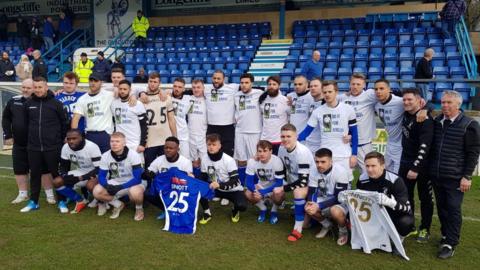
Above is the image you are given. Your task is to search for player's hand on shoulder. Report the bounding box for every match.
[209,181,220,190]
[137,145,145,153]
[406,170,418,180]
[128,95,138,106]
[54,89,64,96]
[349,155,357,168]
[139,92,149,104]
[416,109,428,123]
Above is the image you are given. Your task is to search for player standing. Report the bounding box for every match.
[288,75,314,132]
[56,72,85,132]
[304,77,323,153]
[188,79,208,177]
[259,75,290,154]
[171,77,191,157]
[234,73,263,184]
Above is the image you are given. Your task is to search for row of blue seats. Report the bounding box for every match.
[124,55,253,64]
[126,60,251,72]
[148,28,270,39]
[125,45,256,54]
[150,22,271,32]
[147,33,263,42]
[279,66,467,81]
[288,52,460,62]
[293,27,445,38]
[140,39,261,49]
[126,51,255,60]
[293,20,441,32]
[292,38,457,48]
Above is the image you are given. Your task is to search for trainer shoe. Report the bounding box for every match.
[20,200,39,213]
[221,198,229,206]
[156,211,166,220]
[109,202,125,219]
[315,225,331,239]
[257,210,266,223]
[70,200,87,214]
[87,199,98,208]
[46,196,57,205]
[416,229,430,243]
[97,203,107,216]
[269,212,279,225]
[406,229,418,238]
[199,213,212,225]
[134,209,144,221]
[231,210,240,223]
[58,201,68,214]
[11,194,29,204]
[438,244,455,259]
[287,229,303,242]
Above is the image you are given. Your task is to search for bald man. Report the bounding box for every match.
[2,79,56,204]
[301,50,322,80]
[414,48,434,101]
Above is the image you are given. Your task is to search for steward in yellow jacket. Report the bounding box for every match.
[74,52,94,83]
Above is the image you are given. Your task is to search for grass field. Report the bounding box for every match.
[1,155,479,270]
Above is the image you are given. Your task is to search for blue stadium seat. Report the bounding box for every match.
[399,40,413,54]
[368,67,383,80]
[400,66,415,79]
[214,57,225,70]
[384,40,398,54]
[338,67,352,80]
[450,66,467,78]
[194,70,206,81]
[279,68,294,82]
[432,52,445,67]
[238,56,250,71]
[446,51,462,67]
[338,82,350,92]
[384,67,399,80]
[433,66,449,78]
[226,56,239,70]
[183,70,194,83]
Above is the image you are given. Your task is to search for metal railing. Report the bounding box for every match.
[455,16,478,80]
[103,25,135,63]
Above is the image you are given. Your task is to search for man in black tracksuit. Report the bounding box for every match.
[429,90,480,259]
[399,88,434,242]
[20,77,68,212]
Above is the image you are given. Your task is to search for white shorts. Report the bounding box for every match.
[385,143,402,174]
[356,143,373,175]
[321,204,348,218]
[189,135,207,161]
[333,156,353,182]
[179,139,190,159]
[111,180,148,199]
[234,132,260,161]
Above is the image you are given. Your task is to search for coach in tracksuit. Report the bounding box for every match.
[429,90,480,259]
[20,77,69,212]
[399,88,434,243]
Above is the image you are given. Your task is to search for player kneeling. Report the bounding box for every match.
[304,148,350,245]
[92,132,145,220]
[53,129,102,214]
[245,140,284,224]
[198,134,247,224]
[274,124,315,242]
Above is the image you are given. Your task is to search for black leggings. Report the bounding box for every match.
[200,189,247,213]
[28,149,61,203]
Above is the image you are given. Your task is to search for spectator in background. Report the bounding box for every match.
[0,12,8,42]
[414,48,434,101]
[0,52,16,82]
[32,50,47,79]
[61,3,75,26]
[92,51,111,81]
[440,0,466,39]
[31,18,43,50]
[74,52,94,83]
[133,67,148,83]
[43,16,55,51]
[15,55,33,81]
[132,10,149,48]
[17,17,30,51]
[111,57,125,72]
[58,12,72,41]
[301,50,322,80]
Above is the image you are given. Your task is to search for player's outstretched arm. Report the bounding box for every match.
[298,125,314,141]
[71,113,81,129]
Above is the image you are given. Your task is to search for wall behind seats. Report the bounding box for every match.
[150,3,443,39]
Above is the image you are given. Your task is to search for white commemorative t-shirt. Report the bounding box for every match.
[61,139,102,177]
[246,155,285,189]
[187,96,208,137]
[172,95,191,141]
[148,155,193,174]
[305,99,323,149]
[260,94,290,143]
[234,89,263,134]
[99,149,143,185]
[374,95,404,146]
[308,163,350,204]
[338,89,377,145]
[287,91,315,132]
[278,142,314,184]
[201,153,243,192]
[145,94,174,148]
[111,99,146,148]
[204,83,237,125]
[307,102,357,158]
[74,90,115,134]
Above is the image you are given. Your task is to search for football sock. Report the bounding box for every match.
[238,166,246,186]
[271,203,279,213]
[320,219,332,228]
[339,225,347,234]
[45,188,54,198]
[294,198,306,232]
[200,198,210,211]
[56,186,82,202]
[19,190,28,197]
[204,209,211,215]
[110,199,122,208]
[135,204,143,210]
[255,200,267,211]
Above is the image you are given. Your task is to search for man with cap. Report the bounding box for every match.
[71,72,115,153]
[74,52,94,83]
[92,51,111,82]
